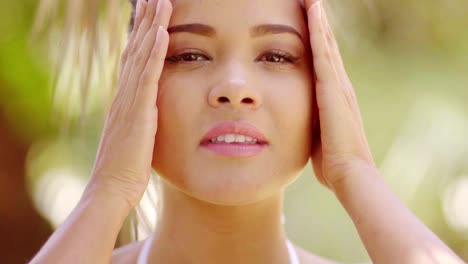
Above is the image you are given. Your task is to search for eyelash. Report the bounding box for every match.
[259,50,300,64]
[165,50,210,63]
[165,50,299,65]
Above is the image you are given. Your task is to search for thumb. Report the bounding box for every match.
[305,0,320,10]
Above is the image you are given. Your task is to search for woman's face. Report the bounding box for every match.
[152,0,313,205]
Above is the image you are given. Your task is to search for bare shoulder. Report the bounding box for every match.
[293,243,341,264]
[111,240,145,264]
[110,240,340,264]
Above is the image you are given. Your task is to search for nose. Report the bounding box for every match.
[208,63,262,110]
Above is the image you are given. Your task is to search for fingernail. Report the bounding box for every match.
[136,0,142,17]
[310,0,321,11]
[157,26,164,36]
[156,25,164,43]
[157,0,163,11]
[314,1,322,20]
[310,1,320,18]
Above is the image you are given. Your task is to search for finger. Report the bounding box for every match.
[127,0,172,106]
[134,26,170,110]
[319,4,362,118]
[133,0,147,33]
[318,4,356,103]
[307,1,338,85]
[134,0,172,70]
[308,2,354,148]
[306,0,338,70]
[118,0,152,97]
[137,0,172,58]
[119,0,158,90]
[308,1,350,116]
[120,0,148,79]
[118,0,162,109]
[132,0,159,55]
[319,3,346,77]
[305,0,319,10]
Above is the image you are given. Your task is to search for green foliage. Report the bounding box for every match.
[1,0,467,262]
[0,0,53,141]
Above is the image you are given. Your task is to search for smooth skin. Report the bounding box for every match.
[30,0,171,263]
[29,0,464,263]
[305,0,464,263]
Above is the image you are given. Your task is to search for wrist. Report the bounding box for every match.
[330,160,380,197]
[83,171,148,210]
[80,179,136,218]
[30,181,133,263]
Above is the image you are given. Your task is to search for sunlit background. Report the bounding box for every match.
[1,0,467,263]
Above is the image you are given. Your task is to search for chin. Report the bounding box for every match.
[153,159,306,206]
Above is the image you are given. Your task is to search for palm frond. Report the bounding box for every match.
[32,0,130,128]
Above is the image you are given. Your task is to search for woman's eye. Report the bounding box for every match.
[258,51,299,64]
[166,52,210,63]
[264,54,286,63]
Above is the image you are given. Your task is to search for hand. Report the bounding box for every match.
[83,0,172,209]
[305,0,376,190]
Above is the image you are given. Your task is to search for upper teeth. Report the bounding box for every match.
[210,134,258,144]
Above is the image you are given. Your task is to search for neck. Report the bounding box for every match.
[148,180,291,264]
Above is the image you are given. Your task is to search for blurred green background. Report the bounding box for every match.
[0,0,467,263]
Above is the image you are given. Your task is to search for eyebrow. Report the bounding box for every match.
[168,23,216,37]
[167,23,305,42]
[251,24,304,42]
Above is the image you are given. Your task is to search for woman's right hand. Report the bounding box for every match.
[83,0,172,209]
[305,0,376,190]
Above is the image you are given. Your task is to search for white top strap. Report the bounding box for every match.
[286,239,300,264]
[137,236,300,264]
[137,235,154,264]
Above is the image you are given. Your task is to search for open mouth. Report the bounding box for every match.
[203,134,268,145]
[200,121,269,157]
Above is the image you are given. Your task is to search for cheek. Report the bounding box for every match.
[154,71,212,158]
[157,70,207,116]
[267,74,313,158]
[266,72,312,122]
[152,74,204,179]
[156,74,202,135]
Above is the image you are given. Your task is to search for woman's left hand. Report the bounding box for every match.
[305,0,376,190]
[304,4,467,263]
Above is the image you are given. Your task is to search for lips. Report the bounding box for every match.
[200,121,269,158]
[200,121,268,145]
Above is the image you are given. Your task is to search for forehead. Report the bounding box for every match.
[169,0,307,33]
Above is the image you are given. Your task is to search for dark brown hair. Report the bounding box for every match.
[129,0,138,33]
